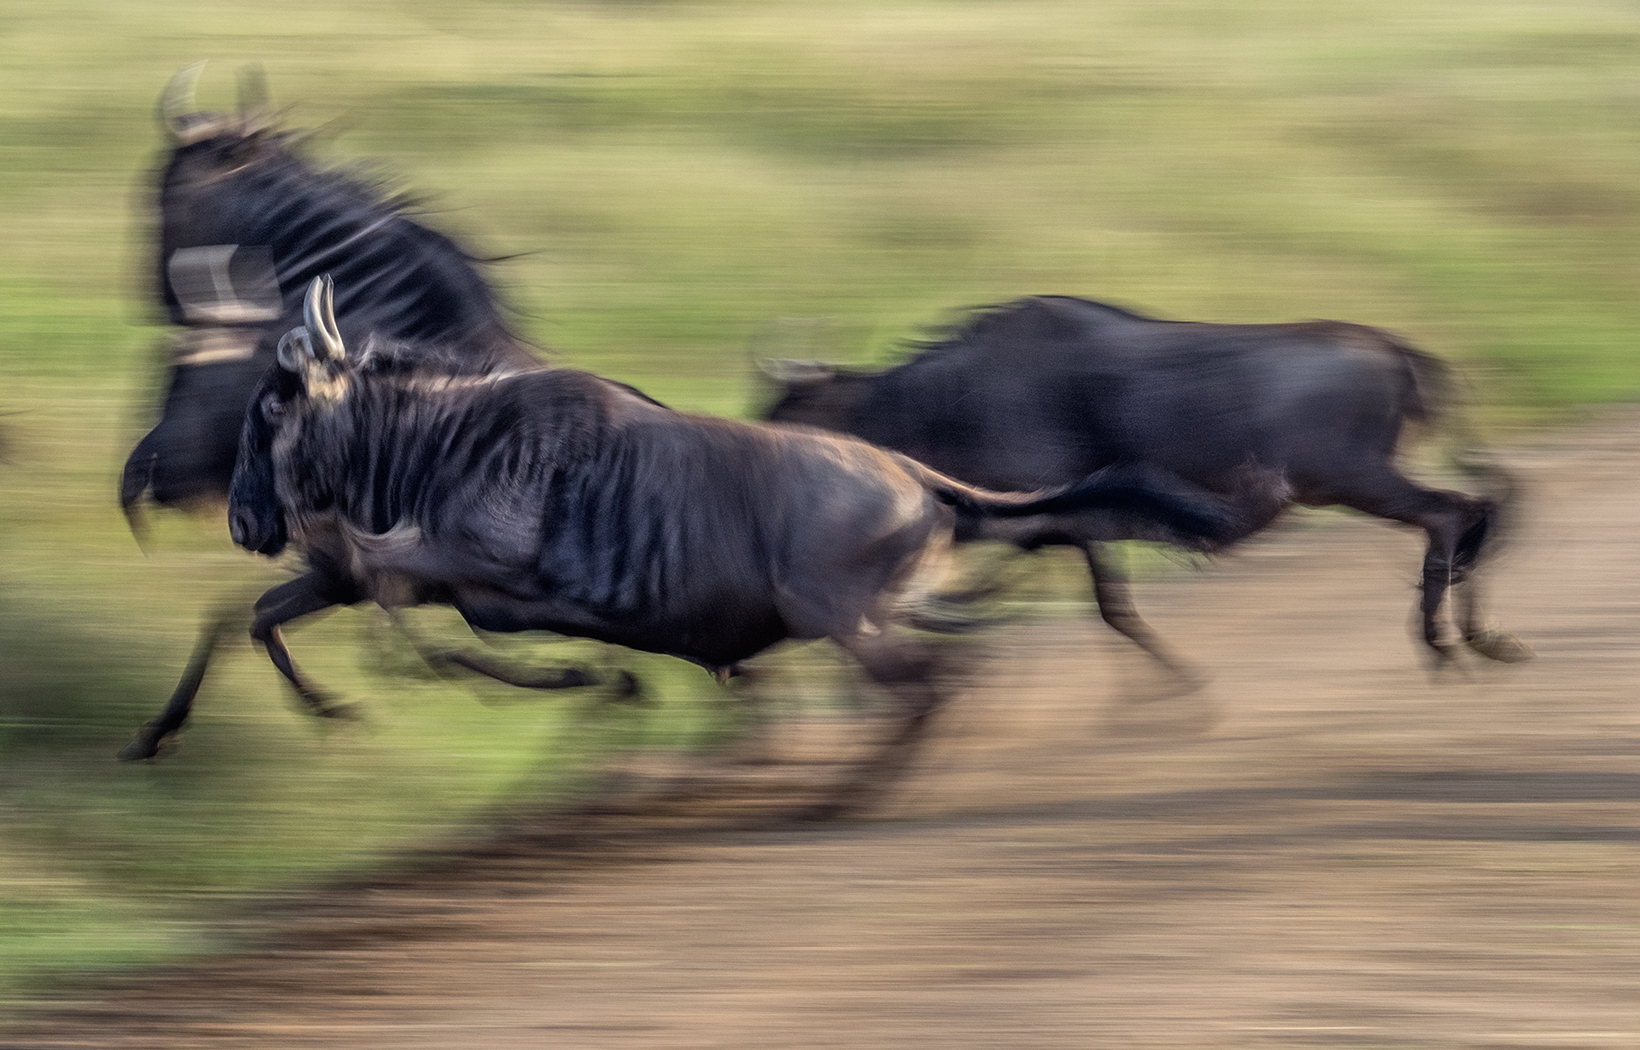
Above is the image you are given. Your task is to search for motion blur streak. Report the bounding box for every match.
[2,0,1638,1042]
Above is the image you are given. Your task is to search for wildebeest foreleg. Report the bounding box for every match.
[1083,543,1201,684]
[808,633,947,820]
[118,606,247,761]
[250,573,355,718]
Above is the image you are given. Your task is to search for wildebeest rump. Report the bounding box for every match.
[762,295,1529,671]
[228,278,1249,812]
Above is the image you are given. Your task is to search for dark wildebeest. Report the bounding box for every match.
[122,64,540,522]
[762,295,1530,674]
[118,67,621,760]
[229,278,1251,813]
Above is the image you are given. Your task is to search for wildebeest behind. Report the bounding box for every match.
[117,66,612,760]
[122,63,540,525]
[228,278,1251,815]
[762,295,1530,673]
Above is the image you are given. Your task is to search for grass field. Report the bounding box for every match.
[4,0,1640,1004]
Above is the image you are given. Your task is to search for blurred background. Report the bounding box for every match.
[4,0,1640,1004]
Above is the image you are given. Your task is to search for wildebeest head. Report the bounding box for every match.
[154,64,291,327]
[151,63,515,338]
[228,276,348,557]
[119,65,293,535]
[154,64,285,303]
[159,62,275,149]
[759,359,874,432]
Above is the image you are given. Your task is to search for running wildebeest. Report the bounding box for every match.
[229,278,1253,813]
[762,295,1530,674]
[118,67,621,760]
[122,64,540,523]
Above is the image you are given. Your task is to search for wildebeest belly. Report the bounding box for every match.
[320,516,798,667]
[448,583,793,669]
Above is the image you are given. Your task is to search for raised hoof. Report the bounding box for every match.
[313,700,362,721]
[117,730,164,762]
[1466,630,1534,664]
[1156,668,1208,700]
[604,671,645,706]
[1422,641,1468,678]
[793,798,852,823]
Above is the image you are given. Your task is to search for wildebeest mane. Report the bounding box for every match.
[126,111,546,520]
[160,129,520,350]
[345,333,667,411]
[902,296,1162,364]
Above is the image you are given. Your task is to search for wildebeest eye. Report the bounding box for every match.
[260,392,286,421]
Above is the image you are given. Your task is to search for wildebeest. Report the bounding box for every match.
[117,67,611,760]
[229,278,1251,812]
[762,295,1530,673]
[122,64,540,524]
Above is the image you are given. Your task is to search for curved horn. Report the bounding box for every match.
[303,275,345,361]
[160,62,207,142]
[236,64,274,131]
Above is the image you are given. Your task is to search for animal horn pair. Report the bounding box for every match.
[275,276,344,373]
[304,275,345,361]
[160,62,276,144]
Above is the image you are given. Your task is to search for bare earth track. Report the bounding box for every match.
[9,413,1640,1049]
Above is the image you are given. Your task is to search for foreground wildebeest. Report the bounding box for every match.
[118,67,616,760]
[763,295,1530,673]
[229,278,1250,812]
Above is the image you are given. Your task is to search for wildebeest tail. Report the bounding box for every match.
[904,459,1245,549]
[1387,336,1457,430]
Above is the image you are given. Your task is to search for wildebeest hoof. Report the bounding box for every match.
[117,729,164,762]
[1423,641,1468,678]
[1466,629,1533,664]
[1162,668,1209,698]
[794,799,852,823]
[604,670,644,705]
[314,700,362,721]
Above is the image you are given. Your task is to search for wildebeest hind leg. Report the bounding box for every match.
[250,573,355,719]
[1083,543,1201,686]
[119,606,248,761]
[387,613,638,701]
[805,633,946,820]
[1330,472,1481,667]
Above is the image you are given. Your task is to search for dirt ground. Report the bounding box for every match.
[8,412,1640,1050]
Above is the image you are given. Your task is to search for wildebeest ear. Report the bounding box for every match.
[236,65,274,133]
[275,327,313,373]
[756,358,836,386]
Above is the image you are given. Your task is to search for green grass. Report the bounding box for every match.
[5,0,1640,1007]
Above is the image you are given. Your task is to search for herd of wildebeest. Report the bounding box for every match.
[115,67,1533,814]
